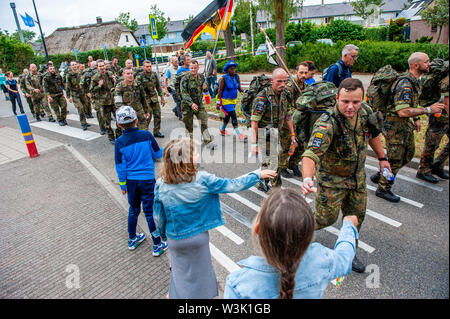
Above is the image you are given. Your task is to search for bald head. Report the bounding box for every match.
[271,68,288,94]
[408,52,430,76]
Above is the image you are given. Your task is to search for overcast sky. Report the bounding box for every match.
[1,0,343,38]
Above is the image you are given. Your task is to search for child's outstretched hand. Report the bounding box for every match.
[260,170,277,179]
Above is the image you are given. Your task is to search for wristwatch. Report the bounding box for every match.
[378,157,388,162]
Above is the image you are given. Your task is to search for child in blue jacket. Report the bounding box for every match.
[114,105,168,256]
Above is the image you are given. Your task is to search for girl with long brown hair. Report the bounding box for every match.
[224,188,359,299]
[153,138,277,299]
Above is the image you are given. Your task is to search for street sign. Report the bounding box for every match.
[149,15,158,40]
[73,48,78,54]
[140,39,146,48]
[135,54,139,59]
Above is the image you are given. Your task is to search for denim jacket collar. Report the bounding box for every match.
[238,256,278,273]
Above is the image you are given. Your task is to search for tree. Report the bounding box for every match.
[231,0,257,36]
[350,0,385,26]
[224,25,236,57]
[12,30,36,43]
[149,5,168,42]
[115,12,138,33]
[420,0,449,43]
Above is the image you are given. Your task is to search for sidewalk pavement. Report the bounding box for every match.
[0,129,170,298]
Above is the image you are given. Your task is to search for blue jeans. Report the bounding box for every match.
[168,87,182,119]
[127,179,160,244]
[206,76,217,97]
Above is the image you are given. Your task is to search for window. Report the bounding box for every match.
[125,35,129,42]
[168,32,176,39]
[324,17,334,24]
[431,23,437,32]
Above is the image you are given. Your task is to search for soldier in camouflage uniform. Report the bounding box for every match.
[118,59,143,81]
[301,78,389,273]
[370,53,445,202]
[180,60,216,149]
[280,62,308,178]
[25,64,55,122]
[136,60,166,137]
[66,61,89,130]
[110,56,121,79]
[76,62,93,118]
[91,60,117,143]
[114,67,148,139]
[417,61,449,182]
[18,69,34,117]
[250,68,296,189]
[82,61,105,133]
[43,65,68,126]
[38,62,55,119]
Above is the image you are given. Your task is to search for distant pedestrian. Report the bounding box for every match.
[323,44,358,87]
[305,61,317,86]
[88,56,94,68]
[153,138,277,299]
[204,50,217,97]
[5,71,25,115]
[164,56,182,120]
[224,188,358,299]
[0,68,9,101]
[114,105,168,255]
[216,60,247,141]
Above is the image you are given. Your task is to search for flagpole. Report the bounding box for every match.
[259,25,300,92]
[210,0,232,64]
[32,0,49,61]
[10,3,25,43]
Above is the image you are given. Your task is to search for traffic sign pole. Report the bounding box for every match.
[149,15,159,74]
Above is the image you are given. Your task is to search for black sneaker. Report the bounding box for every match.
[154,132,164,138]
[291,166,302,177]
[370,172,381,184]
[416,172,439,184]
[375,188,401,203]
[48,118,56,123]
[431,167,449,180]
[280,169,293,178]
[99,128,106,135]
[352,256,366,273]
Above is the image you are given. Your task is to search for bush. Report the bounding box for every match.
[0,35,36,75]
[365,27,388,41]
[416,36,433,43]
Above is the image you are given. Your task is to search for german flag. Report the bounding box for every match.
[182,0,233,49]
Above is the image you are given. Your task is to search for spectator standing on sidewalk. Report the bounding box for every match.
[323,44,358,87]
[114,105,168,256]
[5,71,25,115]
[216,60,247,141]
[204,50,217,97]
[0,68,9,101]
[224,188,358,299]
[153,138,277,299]
[165,56,182,120]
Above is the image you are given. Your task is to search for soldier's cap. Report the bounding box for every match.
[223,60,238,73]
[116,106,137,124]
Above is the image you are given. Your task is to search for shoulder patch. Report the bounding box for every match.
[256,100,264,113]
[320,113,330,122]
[312,135,323,149]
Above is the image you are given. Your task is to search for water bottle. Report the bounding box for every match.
[382,168,395,182]
[288,143,296,156]
[203,89,211,105]
[434,96,445,118]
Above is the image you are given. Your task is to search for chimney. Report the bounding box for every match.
[96,16,102,25]
[321,0,324,6]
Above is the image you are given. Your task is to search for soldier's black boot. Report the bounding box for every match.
[431,167,449,180]
[99,128,106,135]
[48,117,56,123]
[352,241,366,273]
[35,116,42,122]
[81,124,88,131]
[291,166,302,177]
[375,187,401,203]
[370,171,380,184]
[256,180,271,193]
[416,172,439,184]
[280,169,292,178]
[154,132,164,138]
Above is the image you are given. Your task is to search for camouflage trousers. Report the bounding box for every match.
[72,96,87,126]
[49,95,67,122]
[92,102,105,130]
[81,94,92,115]
[259,128,283,187]
[32,96,53,119]
[418,117,449,174]
[146,99,161,134]
[182,105,212,144]
[379,120,415,191]
[279,126,304,171]
[24,96,34,115]
[315,185,367,232]
[102,104,118,141]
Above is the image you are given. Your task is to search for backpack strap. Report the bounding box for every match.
[335,63,343,79]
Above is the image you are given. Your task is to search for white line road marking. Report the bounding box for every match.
[226,191,376,253]
[209,243,241,273]
[221,202,254,228]
[365,164,443,192]
[31,121,101,141]
[215,225,244,245]
[366,209,402,227]
[66,113,99,126]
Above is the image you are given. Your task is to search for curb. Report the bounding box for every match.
[206,112,449,173]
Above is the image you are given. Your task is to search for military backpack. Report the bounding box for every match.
[240,74,272,119]
[419,58,449,106]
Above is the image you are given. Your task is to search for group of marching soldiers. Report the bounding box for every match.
[17,57,166,144]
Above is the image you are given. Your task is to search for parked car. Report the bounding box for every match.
[255,43,268,56]
[286,41,302,48]
[316,39,334,45]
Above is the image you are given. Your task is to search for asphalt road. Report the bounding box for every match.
[0,92,448,299]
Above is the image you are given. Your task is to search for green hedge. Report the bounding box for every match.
[0,35,36,75]
[217,41,449,74]
[364,26,388,41]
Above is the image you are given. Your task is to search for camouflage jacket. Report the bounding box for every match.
[387,71,421,119]
[110,64,121,78]
[118,66,143,82]
[302,103,382,190]
[18,73,29,95]
[43,72,65,97]
[65,69,83,99]
[114,80,147,114]
[90,71,116,105]
[250,86,292,129]
[135,71,163,103]
[180,73,205,108]
[25,72,45,99]
[80,67,97,94]
[284,76,305,109]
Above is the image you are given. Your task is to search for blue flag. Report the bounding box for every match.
[26,13,35,27]
[20,14,30,27]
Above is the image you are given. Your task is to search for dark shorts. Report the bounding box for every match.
[1,84,7,94]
